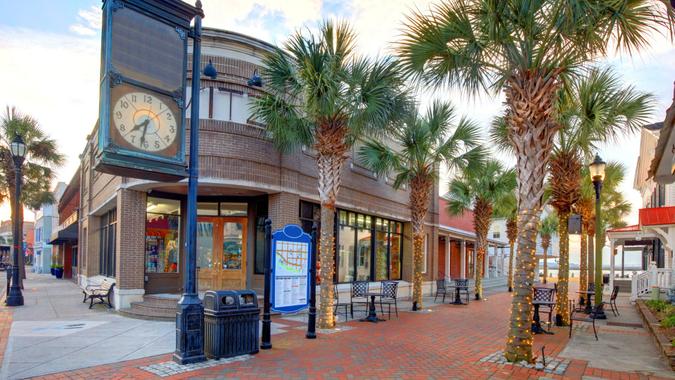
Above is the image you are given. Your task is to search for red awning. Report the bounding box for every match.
[639,206,675,227]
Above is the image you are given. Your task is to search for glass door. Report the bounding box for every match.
[219,218,247,289]
[196,216,247,292]
[196,217,217,293]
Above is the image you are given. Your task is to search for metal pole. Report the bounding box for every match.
[593,179,606,319]
[261,218,272,349]
[174,0,205,364]
[6,160,23,307]
[306,222,317,339]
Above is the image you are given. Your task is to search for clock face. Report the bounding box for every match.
[112,91,177,153]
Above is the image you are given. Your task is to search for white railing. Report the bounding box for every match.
[631,263,672,301]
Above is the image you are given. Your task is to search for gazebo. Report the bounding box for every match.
[606,207,675,300]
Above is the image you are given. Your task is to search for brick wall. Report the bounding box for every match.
[115,189,146,290]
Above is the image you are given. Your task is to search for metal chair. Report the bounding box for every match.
[569,300,598,340]
[333,283,350,321]
[350,281,369,318]
[603,285,620,317]
[434,279,449,303]
[378,281,399,319]
[534,287,556,330]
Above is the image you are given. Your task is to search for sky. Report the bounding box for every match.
[0,1,673,265]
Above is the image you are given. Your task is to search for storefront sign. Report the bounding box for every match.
[270,224,312,313]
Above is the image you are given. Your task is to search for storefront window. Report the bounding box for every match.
[338,224,355,282]
[146,197,180,273]
[356,228,371,281]
[198,202,219,216]
[374,230,388,281]
[220,202,247,216]
[337,211,403,282]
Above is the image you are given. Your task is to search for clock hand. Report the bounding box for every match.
[129,119,149,133]
[139,119,150,146]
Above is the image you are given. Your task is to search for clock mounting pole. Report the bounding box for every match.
[173,0,206,365]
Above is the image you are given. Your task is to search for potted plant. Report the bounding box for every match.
[54,265,64,279]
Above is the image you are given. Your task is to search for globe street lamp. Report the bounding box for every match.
[589,153,606,319]
[6,135,27,307]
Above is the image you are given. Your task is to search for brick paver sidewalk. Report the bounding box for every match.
[3,290,672,379]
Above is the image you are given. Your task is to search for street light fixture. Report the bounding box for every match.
[589,153,606,319]
[6,135,26,307]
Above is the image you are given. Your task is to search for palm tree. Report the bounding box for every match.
[494,192,518,292]
[447,160,516,300]
[253,21,409,328]
[538,213,558,284]
[359,100,482,310]
[1,106,64,284]
[398,0,673,362]
[575,191,594,303]
[550,68,652,325]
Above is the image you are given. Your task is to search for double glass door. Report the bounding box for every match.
[196,216,247,292]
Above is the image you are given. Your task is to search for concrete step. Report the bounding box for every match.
[120,307,175,321]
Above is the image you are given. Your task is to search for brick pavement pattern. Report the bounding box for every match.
[3,290,672,380]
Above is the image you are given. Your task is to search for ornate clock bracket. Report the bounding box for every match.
[111,0,125,12]
[172,90,185,109]
[109,71,123,87]
[175,27,187,41]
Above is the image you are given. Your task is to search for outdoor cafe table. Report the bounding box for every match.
[577,290,595,314]
[532,299,555,335]
[450,281,468,305]
[360,292,385,323]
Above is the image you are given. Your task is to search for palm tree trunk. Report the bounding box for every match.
[503,70,561,363]
[542,242,549,284]
[507,218,517,292]
[555,212,570,326]
[473,198,492,300]
[507,239,515,292]
[316,151,344,329]
[410,176,432,310]
[579,224,588,300]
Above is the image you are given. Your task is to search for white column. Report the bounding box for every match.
[484,244,490,279]
[461,240,466,279]
[609,240,615,294]
[446,237,451,280]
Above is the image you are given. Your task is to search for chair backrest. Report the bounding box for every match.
[351,281,369,299]
[534,287,554,302]
[611,285,619,300]
[588,283,595,292]
[333,284,341,304]
[436,279,446,292]
[381,281,398,299]
[455,279,468,289]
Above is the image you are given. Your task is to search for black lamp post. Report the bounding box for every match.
[6,135,26,307]
[589,153,607,319]
[174,0,218,365]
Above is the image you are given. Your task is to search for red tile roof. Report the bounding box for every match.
[607,224,640,233]
[639,206,675,226]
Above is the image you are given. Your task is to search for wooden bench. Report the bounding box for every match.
[81,279,115,309]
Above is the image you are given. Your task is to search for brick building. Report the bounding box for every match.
[74,28,443,312]
[50,168,80,280]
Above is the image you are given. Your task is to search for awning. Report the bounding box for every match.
[607,224,639,233]
[639,206,675,227]
[49,223,78,244]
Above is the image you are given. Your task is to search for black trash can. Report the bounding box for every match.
[602,273,609,285]
[203,290,260,359]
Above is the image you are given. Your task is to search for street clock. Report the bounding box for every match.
[95,0,202,181]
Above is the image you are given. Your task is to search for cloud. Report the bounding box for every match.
[0,26,100,188]
[69,6,102,36]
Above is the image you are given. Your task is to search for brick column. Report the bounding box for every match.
[268,192,299,230]
[114,189,146,309]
